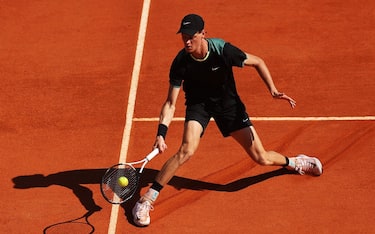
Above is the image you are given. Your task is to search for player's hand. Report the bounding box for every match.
[272,91,297,108]
[154,136,168,153]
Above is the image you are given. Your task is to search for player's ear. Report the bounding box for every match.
[201,29,206,37]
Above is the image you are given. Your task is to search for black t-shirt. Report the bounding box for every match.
[169,38,247,110]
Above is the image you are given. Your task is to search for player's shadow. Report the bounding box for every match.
[12,167,295,227]
[12,169,105,213]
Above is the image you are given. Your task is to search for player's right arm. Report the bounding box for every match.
[154,84,181,152]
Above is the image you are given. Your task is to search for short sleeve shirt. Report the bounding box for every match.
[169,38,247,109]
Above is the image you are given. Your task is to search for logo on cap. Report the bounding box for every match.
[177,14,204,36]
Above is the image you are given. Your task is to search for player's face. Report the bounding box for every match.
[181,31,204,54]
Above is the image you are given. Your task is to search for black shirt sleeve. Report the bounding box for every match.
[223,43,247,67]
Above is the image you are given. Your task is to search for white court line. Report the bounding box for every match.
[107,0,151,233]
[133,116,375,121]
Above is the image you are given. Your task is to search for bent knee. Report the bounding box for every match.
[251,151,273,166]
[257,158,272,166]
[175,148,195,165]
[255,156,269,166]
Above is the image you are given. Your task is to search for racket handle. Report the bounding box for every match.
[146,148,159,161]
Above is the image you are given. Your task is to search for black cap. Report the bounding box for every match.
[177,14,204,36]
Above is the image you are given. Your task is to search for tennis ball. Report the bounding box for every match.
[118,176,129,187]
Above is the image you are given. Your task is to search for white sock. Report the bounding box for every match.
[143,188,159,203]
[287,157,296,168]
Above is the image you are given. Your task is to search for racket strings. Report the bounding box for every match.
[101,164,139,203]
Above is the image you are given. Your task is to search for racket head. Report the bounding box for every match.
[100,163,139,204]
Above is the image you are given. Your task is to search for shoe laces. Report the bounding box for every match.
[295,156,317,175]
[136,201,154,218]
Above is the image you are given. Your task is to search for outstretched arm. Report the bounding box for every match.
[243,53,296,108]
[154,84,181,152]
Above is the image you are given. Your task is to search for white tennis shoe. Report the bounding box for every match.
[294,155,323,176]
[132,200,154,226]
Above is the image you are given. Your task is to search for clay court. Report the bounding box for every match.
[1,0,374,233]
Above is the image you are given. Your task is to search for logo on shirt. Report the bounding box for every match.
[211,66,220,71]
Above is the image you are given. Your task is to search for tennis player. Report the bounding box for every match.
[132,14,323,226]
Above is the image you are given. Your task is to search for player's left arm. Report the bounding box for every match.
[243,52,296,108]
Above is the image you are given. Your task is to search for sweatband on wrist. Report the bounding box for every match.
[157,124,168,139]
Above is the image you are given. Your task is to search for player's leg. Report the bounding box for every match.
[132,120,203,226]
[213,102,287,166]
[155,120,203,185]
[133,103,211,226]
[230,126,288,166]
[230,126,323,176]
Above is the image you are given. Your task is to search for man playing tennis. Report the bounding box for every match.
[132,14,323,226]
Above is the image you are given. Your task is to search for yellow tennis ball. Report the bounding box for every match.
[118,176,129,187]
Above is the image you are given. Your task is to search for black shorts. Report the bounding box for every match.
[185,101,252,137]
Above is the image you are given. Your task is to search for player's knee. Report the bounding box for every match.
[175,148,194,165]
[256,158,270,166]
[251,151,271,166]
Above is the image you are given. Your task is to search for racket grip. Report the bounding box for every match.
[146,148,159,161]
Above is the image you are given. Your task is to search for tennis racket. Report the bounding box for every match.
[100,148,159,204]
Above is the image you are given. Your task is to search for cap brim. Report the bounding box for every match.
[176,28,198,36]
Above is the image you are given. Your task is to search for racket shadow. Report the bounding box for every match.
[43,209,99,234]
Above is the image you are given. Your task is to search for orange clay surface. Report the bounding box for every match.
[1,0,374,233]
